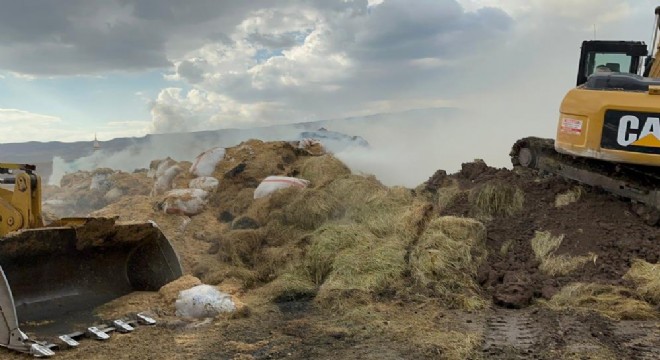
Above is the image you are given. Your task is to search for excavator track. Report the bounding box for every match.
[510,137,660,219]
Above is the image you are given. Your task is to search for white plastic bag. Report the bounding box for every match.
[162,188,209,216]
[189,177,219,192]
[175,285,236,319]
[253,176,310,199]
[151,165,182,196]
[190,147,226,177]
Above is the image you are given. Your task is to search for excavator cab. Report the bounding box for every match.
[576,40,648,86]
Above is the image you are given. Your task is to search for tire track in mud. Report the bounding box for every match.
[610,321,660,360]
[481,308,660,359]
[482,310,543,359]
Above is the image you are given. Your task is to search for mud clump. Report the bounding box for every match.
[436,160,660,309]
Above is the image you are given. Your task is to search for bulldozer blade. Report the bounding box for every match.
[0,217,183,355]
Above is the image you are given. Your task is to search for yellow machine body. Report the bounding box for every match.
[555,87,660,166]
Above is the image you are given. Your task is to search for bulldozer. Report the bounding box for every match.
[510,6,660,217]
[0,163,183,356]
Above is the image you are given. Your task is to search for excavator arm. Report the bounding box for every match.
[645,6,660,78]
[0,163,43,236]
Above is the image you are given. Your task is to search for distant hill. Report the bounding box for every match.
[0,107,457,182]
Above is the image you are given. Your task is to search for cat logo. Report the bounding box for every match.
[616,115,660,148]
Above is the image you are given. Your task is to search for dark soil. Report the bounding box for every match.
[439,162,660,308]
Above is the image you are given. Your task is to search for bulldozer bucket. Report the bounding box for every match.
[0,217,183,356]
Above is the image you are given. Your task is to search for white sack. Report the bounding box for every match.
[175,285,236,319]
[189,177,219,192]
[253,176,310,199]
[151,165,182,196]
[190,147,226,177]
[162,188,209,216]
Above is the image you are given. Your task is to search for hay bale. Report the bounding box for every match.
[317,240,406,305]
[261,271,318,302]
[624,259,660,305]
[410,216,488,310]
[531,231,596,276]
[546,283,657,320]
[283,189,343,230]
[325,175,386,207]
[349,186,416,238]
[218,230,266,267]
[303,224,377,285]
[300,155,351,186]
[469,181,524,218]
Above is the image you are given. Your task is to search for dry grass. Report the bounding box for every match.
[410,216,488,310]
[624,259,660,305]
[283,189,344,230]
[469,181,524,218]
[531,231,596,276]
[555,186,584,207]
[545,283,657,320]
[299,154,351,186]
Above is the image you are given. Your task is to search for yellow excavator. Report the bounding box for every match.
[0,163,183,356]
[511,6,660,217]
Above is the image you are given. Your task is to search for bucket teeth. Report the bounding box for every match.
[29,343,55,357]
[112,320,134,333]
[58,335,79,348]
[86,326,110,340]
[136,313,156,325]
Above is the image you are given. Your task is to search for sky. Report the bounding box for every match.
[0,0,656,146]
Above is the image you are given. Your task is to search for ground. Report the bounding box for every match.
[5,141,659,359]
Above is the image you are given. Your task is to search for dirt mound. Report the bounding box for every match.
[434,161,660,309]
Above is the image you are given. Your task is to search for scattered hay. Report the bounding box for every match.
[624,259,660,305]
[435,181,463,211]
[410,216,488,310]
[283,189,343,230]
[469,181,524,218]
[555,186,584,207]
[500,239,514,256]
[299,154,351,186]
[531,231,596,276]
[546,283,657,320]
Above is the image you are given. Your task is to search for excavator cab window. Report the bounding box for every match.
[577,40,647,86]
